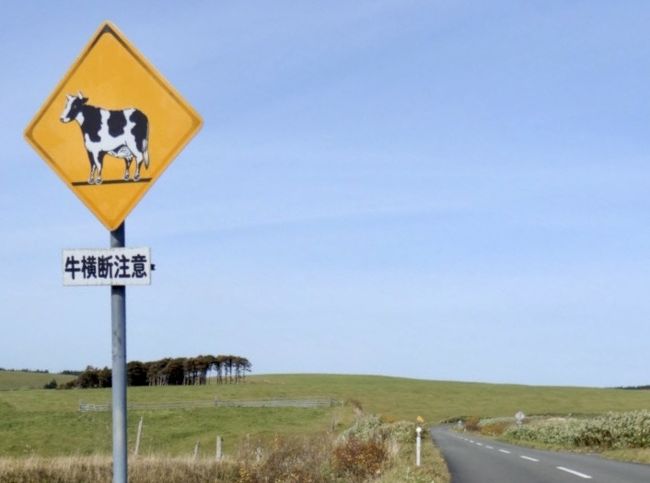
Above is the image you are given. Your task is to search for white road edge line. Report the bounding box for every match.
[498,449,511,454]
[476,442,483,446]
[520,455,539,462]
[486,445,494,449]
[556,466,592,479]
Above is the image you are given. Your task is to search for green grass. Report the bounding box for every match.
[244,374,650,423]
[0,373,649,457]
[0,371,76,391]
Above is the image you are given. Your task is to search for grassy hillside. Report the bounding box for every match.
[247,374,650,422]
[0,370,76,391]
[0,374,648,457]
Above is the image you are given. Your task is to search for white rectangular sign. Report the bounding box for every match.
[63,247,152,286]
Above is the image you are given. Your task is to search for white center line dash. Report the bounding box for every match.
[556,466,592,479]
[486,445,494,449]
[520,455,539,462]
[498,449,511,454]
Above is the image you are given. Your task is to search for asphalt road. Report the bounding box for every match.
[430,426,650,483]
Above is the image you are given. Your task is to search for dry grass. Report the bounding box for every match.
[0,455,238,483]
[0,417,450,483]
[0,455,110,483]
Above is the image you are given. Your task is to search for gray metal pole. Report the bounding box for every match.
[111,222,127,483]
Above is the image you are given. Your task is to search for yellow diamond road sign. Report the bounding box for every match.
[24,21,202,230]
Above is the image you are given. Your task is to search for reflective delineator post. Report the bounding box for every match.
[416,426,422,467]
[111,222,127,483]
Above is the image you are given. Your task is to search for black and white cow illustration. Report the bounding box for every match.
[60,92,150,184]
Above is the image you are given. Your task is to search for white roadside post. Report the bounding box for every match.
[515,410,526,428]
[416,426,422,467]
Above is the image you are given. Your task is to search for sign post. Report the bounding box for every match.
[111,222,127,483]
[24,21,202,483]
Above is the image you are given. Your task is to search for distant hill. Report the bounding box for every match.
[0,370,76,390]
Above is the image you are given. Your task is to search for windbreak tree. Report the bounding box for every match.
[127,361,147,386]
[63,354,252,388]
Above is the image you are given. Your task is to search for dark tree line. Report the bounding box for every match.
[0,368,50,374]
[62,355,252,389]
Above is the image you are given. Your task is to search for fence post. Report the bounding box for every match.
[216,436,223,462]
[134,416,144,456]
[193,441,200,460]
[416,426,422,467]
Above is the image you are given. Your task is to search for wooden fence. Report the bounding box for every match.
[79,397,341,412]
[214,398,340,408]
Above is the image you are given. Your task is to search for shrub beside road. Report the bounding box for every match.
[461,411,650,465]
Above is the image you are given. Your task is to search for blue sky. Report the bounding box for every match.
[2,1,650,387]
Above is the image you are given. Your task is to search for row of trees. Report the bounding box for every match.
[62,355,252,389]
[0,368,50,373]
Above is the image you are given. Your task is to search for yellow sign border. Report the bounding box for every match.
[24,21,202,230]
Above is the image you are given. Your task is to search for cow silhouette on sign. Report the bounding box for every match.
[60,92,150,184]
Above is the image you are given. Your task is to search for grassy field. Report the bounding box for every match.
[0,371,76,391]
[1,372,649,457]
